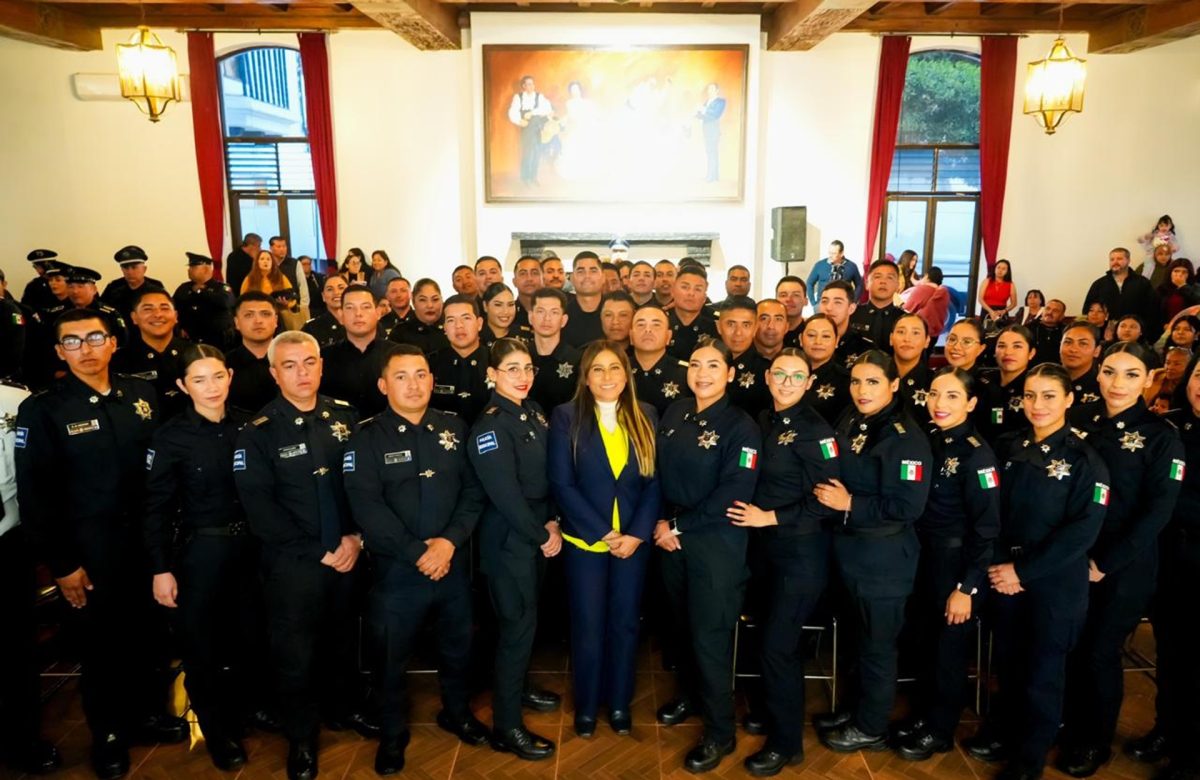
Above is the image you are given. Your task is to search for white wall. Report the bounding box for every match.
[1,25,1198,311]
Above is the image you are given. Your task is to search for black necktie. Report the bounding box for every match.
[303,414,342,551]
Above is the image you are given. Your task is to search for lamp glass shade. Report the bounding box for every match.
[1023,37,1086,135]
[116,26,181,122]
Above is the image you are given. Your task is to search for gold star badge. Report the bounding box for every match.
[941,457,959,477]
[911,389,928,407]
[439,430,459,451]
[778,430,797,446]
[738,372,755,389]
[132,398,152,421]
[698,430,720,449]
[329,421,351,442]
[1047,459,1072,480]
[816,384,835,400]
[1120,430,1146,452]
[662,381,680,399]
[557,362,574,379]
[419,469,436,478]
[850,433,868,454]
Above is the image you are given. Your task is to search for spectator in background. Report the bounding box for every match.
[1030,298,1067,365]
[242,250,297,327]
[724,265,751,300]
[1112,315,1151,348]
[1137,214,1180,258]
[903,266,952,340]
[225,233,261,296]
[340,248,370,285]
[978,259,1017,327]
[1136,243,1176,290]
[601,262,623,295]
[452,264,480,297]
[897,249,920,294]
[1157,258,1197,326]
[1022,289,1046,326]
[805,240,861,306]
[1161,315,1200,354]
[1086,301,1110,340]
[300,256,326,317]
[1083,247,1160,334]
[368,250,401,301]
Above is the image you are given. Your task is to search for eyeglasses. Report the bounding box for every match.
[59,331,110,351]
[945,335,980,347]
[770,370,808,385]
[499,365,538,380]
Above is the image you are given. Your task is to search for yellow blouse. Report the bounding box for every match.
[562,417,628,553]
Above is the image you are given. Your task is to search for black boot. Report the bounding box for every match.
[1127,728,1171,764]
[962,727,1009,763]
[520,685,561,712]
[812,710,853,731]
[656,697,695,726]
[435,710,490,746]
[490,727,556,761]
[205,733,248,772]
[609,709,632,736]
[683,736,735,773]
[744,746,803,777]
[820,723,888,753]
[1056,744,1111,778]
[897,728,953,761]
[374,733,410,776]
[286,737,318,780]
[91,733,130,780]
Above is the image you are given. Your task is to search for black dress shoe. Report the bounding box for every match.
[963,729,1009,763]
[609,709,632,736]
[345,711,381,739]
[890,716,927,743]
[7,739,61,775]
[995,762,1043,780]
[684,737,735,773]
[657,697,695,726]
[132,713,189,745]
[246,709,282,734]
[897,729,953,761]
[574,715,597,738]
[744,747,803,777]
[91,734,130,780]
[1128,728,1171,764]
[742,712,767,735]
[490,727,556,761]
[374,733,410,776]
[1057,744,1111,778]
[521,686,561,712]
[287,739,318,780]
[436,710,490,746]
[812,710,853,731]
[206,734,247,772]
[820,723,888,753]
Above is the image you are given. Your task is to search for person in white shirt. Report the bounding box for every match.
[507,75,554,186]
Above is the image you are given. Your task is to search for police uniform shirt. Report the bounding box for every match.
[0,296,27,380]
[631,352,692,417]
[112,334,193,419]
[898,362,933,429]
[531,341,581,414]
[143,406,252,573]
[562,298,605,349]
[21,276,58,313]
[389,319,449,355]
[835,329,874,369]
[783,322,803,349]
[428,344,491,425]
[1072,367,1101,405]
[666,310,718,360]
[656,395,760,535]
[233,394,359,560]
[468,394,554,574]
[482,324,533,351]
[753,401,840,536]
[226,345,277,415]
[974,368,1029,444]
[0,381,32,537]
[302,312,345,350]
[1031,321,1065,365]
[379,309,415,341]
[993,425,1109,582]
[101,277,166,324]
[834,399,932,535]
[319,338,398,419]
[1166,407,1200,532]
[921,421,1001,594]
[172,279,235,347]
[849,302,904,351]
[727,350,771,419]
[343,407,484,565]
[1068,400,1184,575]
[14,374,158,577]
[807,360,851,426]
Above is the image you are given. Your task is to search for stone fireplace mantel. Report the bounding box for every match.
[512,232,720,266]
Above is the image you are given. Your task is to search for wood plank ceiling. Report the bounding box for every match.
[2,0,1197,54]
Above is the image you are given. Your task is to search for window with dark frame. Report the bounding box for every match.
[881,49,982,312]
[218,46,325,269]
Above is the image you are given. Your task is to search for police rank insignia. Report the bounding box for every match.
[1047,459,1072,480]
[662,381,680,399]
[557,362,574,379]
[850,433,868,454]
[738,372,755,389]
[1120,430,1146,453]
[941,457,959,477]
[132,398,152,421]
[0,412,15,433]
[329,421,351,442]
[778,430,797,446]
[1008,395,1024,412]
[698,430,720,449]
[419,469,436,478]
[816,384,835,400]
[1080,392,1100,403]
[439,430,459,451]
[911,389,928,407]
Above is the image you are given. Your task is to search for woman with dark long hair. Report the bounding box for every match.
[481,282,524,348]
[548,341,660,738]
[891,313,933,428]
[368,250,401,300]
[979,259,1017,326]
[340,248,370,285]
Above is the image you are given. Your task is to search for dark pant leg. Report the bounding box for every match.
[1157,532,1200,767]
[684,532,747,745]
[432,568,475,722]
[371,566,435,740]
[563,546,609,720]
[604,544,649,711]
[230,538,273,721]
[318,564,364,722]
[0,528,42,748]
[174,536,234,736]
[915,546,974,738]
[659,547,699,701]
[985,589,1030,746]
[760,533,829,755]
[488,570,538,732]
[262,554,327,741]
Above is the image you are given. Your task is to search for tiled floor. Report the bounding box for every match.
[3,626,1163,780]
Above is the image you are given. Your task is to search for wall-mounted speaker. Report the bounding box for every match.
[770,206,807,263]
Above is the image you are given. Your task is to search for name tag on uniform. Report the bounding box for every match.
[278,443,308,459]
[67,419,100,436]
[384,450,412,465]
[433,384,455,396]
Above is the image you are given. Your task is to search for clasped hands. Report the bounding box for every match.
[601,530,643,559]
[320,534,362,573]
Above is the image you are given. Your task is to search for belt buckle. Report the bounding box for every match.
[1010,545,1023,558]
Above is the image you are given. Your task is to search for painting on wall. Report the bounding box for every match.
[482,44,749,203]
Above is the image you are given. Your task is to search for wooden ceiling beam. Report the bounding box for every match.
[1088,0,1200,51]
[350,0,460,47]
[88,7,380,26]
[845,13,1091,31]
[767,0,875,50]
[924,1,956,13]
[0,0,102,49]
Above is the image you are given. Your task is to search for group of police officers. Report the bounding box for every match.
[1,245,1198,780]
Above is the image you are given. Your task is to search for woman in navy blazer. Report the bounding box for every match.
[548,340,661,739]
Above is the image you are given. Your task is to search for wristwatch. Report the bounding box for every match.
[668,520,681,537]
[956,582,978,596]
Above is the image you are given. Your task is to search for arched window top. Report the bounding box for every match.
[897,49,981,146]
[219,46,307,138]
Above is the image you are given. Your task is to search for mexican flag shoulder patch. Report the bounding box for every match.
[738,447,758,470]
[1093,482,1110,506]
[819,438,838,460]
[899,460,923,482]
[1170,459,1185,482]
[977,467,999,489]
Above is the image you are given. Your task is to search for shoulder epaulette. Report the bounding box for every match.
[332,398,351,407]
[439,409,459,417]
[1070,426,1088,439]
[485,406,500,416]
[967,435,982,448]
[676,360,688,368]
[252,415,270,427]
[1163,417,1179,431]
[893,421,908,436]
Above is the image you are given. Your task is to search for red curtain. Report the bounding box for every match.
[861,35,911,285]
[187,32,227,280]
[298,33,338,265]
[979,37,1018,274]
